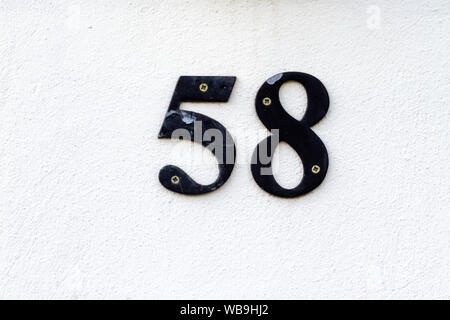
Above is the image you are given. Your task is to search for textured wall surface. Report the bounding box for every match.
[0,0,449,299]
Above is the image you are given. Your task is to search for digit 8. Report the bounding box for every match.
[251,72,329,198]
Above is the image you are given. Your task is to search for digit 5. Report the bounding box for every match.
[158,76,237,195]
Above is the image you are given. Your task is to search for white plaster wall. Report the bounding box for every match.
[0,0,449,299]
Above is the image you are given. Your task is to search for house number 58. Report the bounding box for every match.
[158,72,329,198]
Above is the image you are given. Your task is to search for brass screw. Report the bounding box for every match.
[199,83,208,92]
[311,165,321,174]
[263,97,272,106]
[171,176,180,184]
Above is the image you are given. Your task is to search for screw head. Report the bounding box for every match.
[311,165,321,174]
[199,83,208,92]
[171,176,180,184]
[262,97,272,106]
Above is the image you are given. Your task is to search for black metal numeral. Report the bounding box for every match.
[158,76,236,195]
[251,72,329,197]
